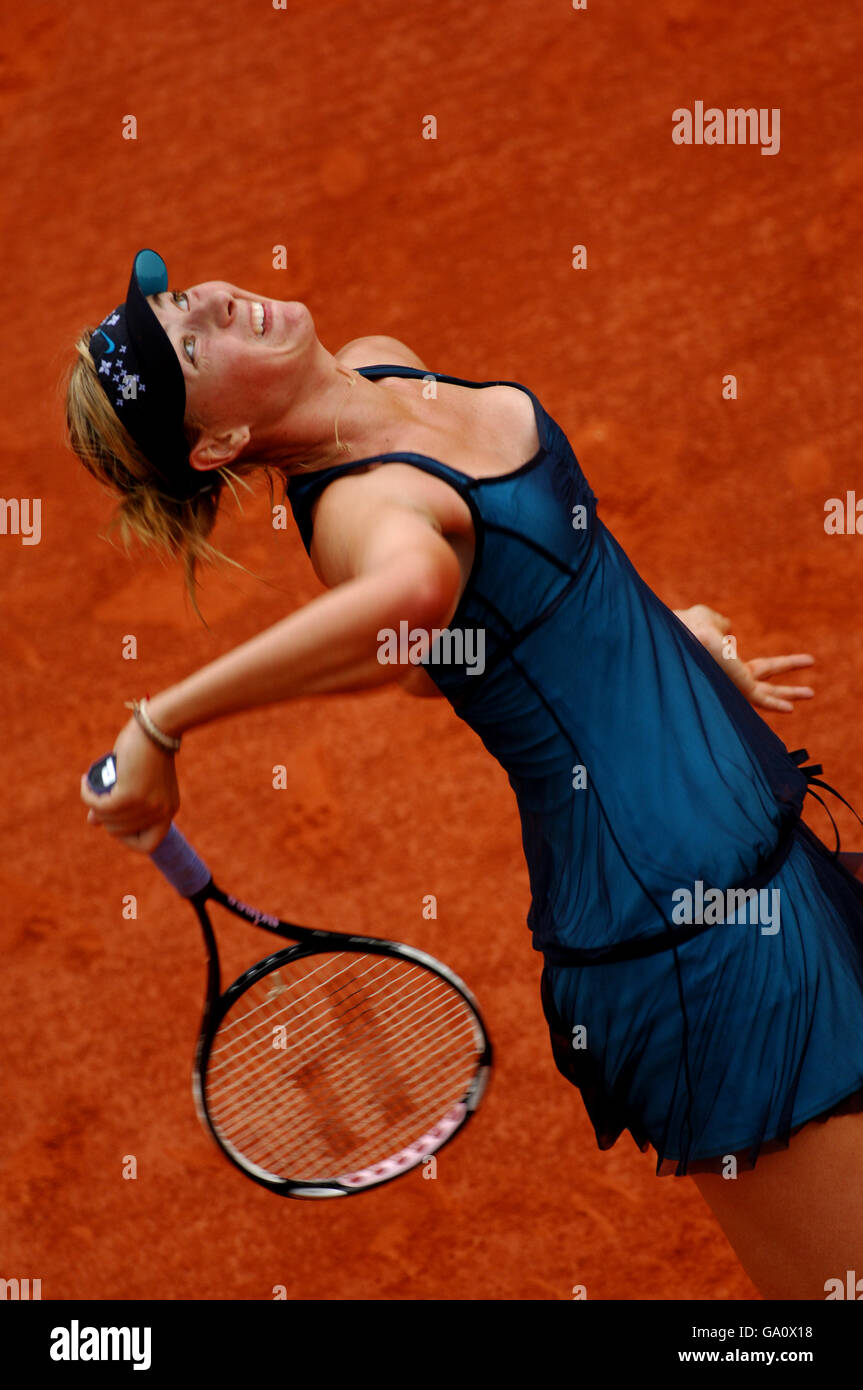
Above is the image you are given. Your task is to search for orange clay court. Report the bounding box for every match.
[1,0,862,1300]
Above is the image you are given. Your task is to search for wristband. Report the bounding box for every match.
[124,697,182,753]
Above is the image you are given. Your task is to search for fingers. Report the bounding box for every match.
[90,807,170,835]
[750,683,813,713]
[760,684,815,700]
[79,772,107,809]
[86,806,171,851]
[81,780,173,837]
[747,654,815,678]
[80,771,176,837]
[751,690,796,713]
[118,822,171,854]
[745,655,816,715]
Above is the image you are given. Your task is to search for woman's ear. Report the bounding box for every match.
[189,425,251,471]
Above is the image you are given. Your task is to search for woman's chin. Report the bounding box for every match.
[273,298,313,340]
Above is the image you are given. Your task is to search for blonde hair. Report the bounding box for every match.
[64,328,289,623]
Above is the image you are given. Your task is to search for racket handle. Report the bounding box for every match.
[150,825,212,898]
[86,752,212,897]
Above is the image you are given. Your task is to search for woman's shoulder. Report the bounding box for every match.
[333,334,429,372]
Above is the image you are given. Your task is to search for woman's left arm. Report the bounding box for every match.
[673,604,815,714]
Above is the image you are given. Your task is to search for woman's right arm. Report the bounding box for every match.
[150,510,461,732]
[80,493,463,850]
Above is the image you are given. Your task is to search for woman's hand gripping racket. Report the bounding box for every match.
[87,753,492,1199]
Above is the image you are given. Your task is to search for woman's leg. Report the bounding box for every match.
[691,1110,863,1299]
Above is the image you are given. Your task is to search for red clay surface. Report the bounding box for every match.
[1,0,862,1301]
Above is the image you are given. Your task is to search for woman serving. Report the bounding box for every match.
[72,249,863,1300]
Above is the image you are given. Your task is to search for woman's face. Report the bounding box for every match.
[147,281,314,445]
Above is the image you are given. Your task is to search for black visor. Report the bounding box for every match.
[89,249,214,501]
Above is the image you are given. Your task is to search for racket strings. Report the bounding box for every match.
[209,954,435,1077]
[211,971,478,1172]
[211,1006,476,1176]
[204,950,482,1181]
[210,960,467,1097]
[215,1006,474,1174]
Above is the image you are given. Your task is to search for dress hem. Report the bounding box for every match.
[650,1078,863,1177]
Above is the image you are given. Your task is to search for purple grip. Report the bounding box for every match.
[150,825,212,897]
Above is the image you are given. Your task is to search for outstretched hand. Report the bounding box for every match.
[674,604,815,714]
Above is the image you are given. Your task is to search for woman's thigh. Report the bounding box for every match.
[691,1110,863,1300]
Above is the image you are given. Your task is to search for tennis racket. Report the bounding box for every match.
[87,752,491,1199]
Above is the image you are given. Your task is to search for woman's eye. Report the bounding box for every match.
[170,291,194,362]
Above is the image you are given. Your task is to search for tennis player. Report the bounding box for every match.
[72,249,863,1300]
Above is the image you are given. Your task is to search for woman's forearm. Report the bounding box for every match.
[147,560,446,738]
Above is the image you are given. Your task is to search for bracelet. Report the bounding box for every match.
[124,698,182,753]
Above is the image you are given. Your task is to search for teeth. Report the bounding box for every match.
[251,301,265,335]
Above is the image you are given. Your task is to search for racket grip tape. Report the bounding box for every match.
[86,752,212,897]
[150,825,212,898]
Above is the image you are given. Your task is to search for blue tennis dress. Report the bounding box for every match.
[288,364,863,1176]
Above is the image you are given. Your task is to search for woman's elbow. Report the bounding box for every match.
[389,543,464,633]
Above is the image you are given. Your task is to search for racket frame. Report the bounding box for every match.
[187,880,492,1199]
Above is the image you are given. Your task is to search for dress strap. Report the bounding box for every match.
[355,363,482,387]
[356,364,424,377]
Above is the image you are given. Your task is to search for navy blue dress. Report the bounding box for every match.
[288,364,863,1176]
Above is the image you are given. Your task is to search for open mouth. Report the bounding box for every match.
[250,301,266,336]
